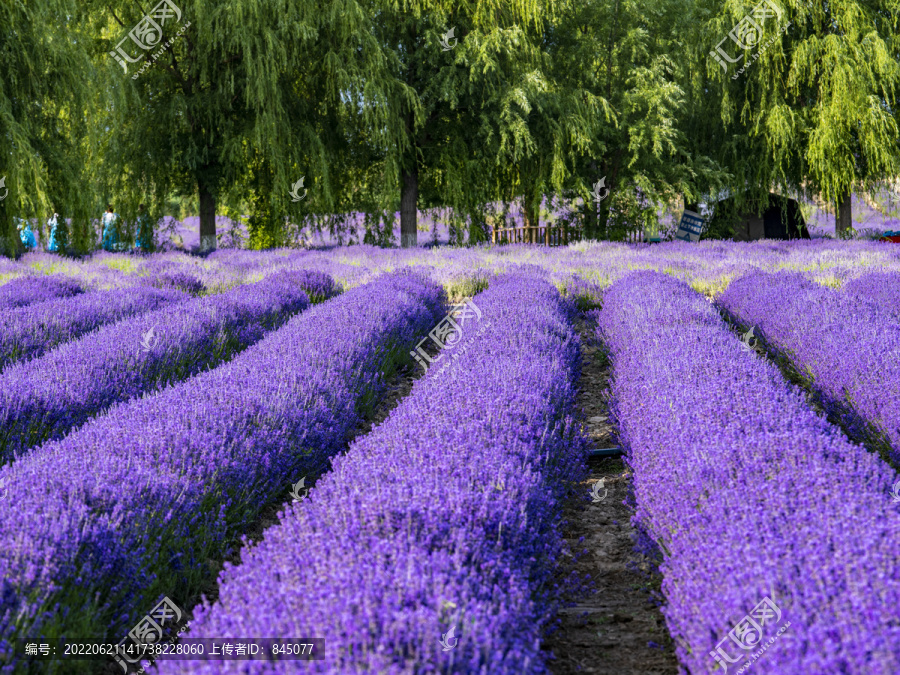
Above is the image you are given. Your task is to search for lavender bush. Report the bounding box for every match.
[0,271,317,464]
[273,268,341,303]
[841,270,900,318]
[718,270,900,464]
[154,274,588,675]
[0,274,83,309]
[596,271,900,674]
[0,286,187,372]
[148,271,206,296]
[0,270,444,674]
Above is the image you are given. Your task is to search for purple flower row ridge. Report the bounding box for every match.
[595,270,900,674]
[156,273,588,675]
[0,269,444,673]
[0,269,324,466]
[718,269,900,464]
[841,270,900,319]
[0,274,84,310]
[0,286,188,372]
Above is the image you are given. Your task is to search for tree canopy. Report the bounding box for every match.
[1,0,898,253]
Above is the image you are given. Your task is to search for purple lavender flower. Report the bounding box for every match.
[597,271,900,674]
[0,274,83,310]
[0,271,444,673]
[153,274,588,675]
[0,286,187,372]
[719,270,900,463]
[841,270,900,319]
[149,271,206,296]
[0,271,316,464]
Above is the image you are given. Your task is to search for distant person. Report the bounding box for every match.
[135,204,153,253]
[46,211,60,252]
[101,205,119,252]
[17,218,36,251]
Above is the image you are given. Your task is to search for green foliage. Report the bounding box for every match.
[701,0,900,222]
[0,0,102,256]
[2,0,899,254]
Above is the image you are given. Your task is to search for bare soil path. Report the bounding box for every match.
[542,318,679,675]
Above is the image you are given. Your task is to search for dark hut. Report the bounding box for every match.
[706,193,810,241]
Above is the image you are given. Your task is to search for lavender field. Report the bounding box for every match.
[1,239,899,675]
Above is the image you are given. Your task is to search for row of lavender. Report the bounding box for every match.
[0,285,188,372]
[596,271,900,674]
[0,269,338,465]
[153,273,587,674]
[842,270,900,319]
[0,270,444,673]
[0,274,84,309]
[719,270,900,465]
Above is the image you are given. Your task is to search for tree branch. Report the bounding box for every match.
[109,8,127,28]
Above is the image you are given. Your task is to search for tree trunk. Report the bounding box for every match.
[836,191,852,236]
[583,196,598,240]
[597,198,611,240]
[523,195,538,244]
[199,185,217,253]
[400,164,418,248]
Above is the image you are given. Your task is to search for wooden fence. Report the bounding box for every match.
[491,223,655,245]
[491,224,579,246]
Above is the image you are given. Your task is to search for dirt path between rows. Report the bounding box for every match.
[542,318,679,675]
[97,306,679,675]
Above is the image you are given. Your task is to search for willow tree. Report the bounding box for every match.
[0,0,101,256]
[703,0,900,235]
[85,0,404,252]
[355,0,573,247]
[531,0,731,241]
